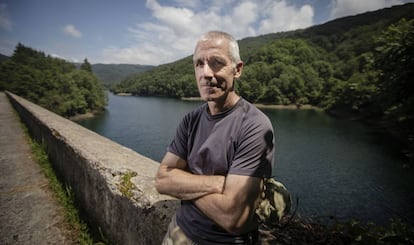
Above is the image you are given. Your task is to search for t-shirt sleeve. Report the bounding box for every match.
[228,114,275,178]
[167,114,189,161]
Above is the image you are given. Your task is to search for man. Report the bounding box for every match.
[155,31,275,244]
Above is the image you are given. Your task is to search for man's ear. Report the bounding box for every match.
[234,61,243,78]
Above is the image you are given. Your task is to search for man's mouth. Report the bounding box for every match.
[205,81,218,87]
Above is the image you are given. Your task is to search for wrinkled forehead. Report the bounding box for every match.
[193,38,230,58]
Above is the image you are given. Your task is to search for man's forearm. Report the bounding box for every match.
[194,192,258,234]
[155,164,225,200]
[193,174,262,234]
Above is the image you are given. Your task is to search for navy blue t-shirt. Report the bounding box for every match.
[167,98,275,244]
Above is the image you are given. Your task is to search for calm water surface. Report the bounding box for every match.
[77,93,414,225]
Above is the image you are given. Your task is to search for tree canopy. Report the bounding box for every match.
[372,18,414,156]
[0,43,107,117]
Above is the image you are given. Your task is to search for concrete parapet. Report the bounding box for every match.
[6,92,178,244]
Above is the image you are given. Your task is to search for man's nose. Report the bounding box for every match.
[203,64,214,77]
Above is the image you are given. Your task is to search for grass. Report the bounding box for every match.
[23,126,106,244]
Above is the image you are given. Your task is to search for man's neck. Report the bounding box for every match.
[207,92,240,116]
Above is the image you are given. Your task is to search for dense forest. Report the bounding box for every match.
[0,43,107,118]
[90,63,154,88]
[0,53,8,62]
[113,4,414,162]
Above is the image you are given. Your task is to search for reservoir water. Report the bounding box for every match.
[77,92,414,225]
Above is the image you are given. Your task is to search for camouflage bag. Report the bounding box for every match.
[255,178,292,225]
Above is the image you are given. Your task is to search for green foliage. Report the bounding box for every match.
[91,63,154,88]
[0,53,10,62]
[235,39,327,105]
[117,171,138,199]
[0,43,107,117]
[80,58,92,73]
[372,18,414,159]
[374,18,414,110]
[112,57,198,98]
[333,219,414,245]
[260,217,414,245]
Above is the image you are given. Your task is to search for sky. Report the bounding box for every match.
[0,0,413,65]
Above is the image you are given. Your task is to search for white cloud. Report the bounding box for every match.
[0,38,15,56]
[330,0,404,19]
[102,44,175,65]
[171,0,202,9]
[258,1,314,34]
[0,3,12,31]
[101,0,315,65]
[63,24,83,39]
[50,53,64,59]
[44,52,78,63]
[146,0,197,36]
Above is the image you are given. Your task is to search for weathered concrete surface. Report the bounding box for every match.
[6,92,179,245]
[0,92,76,244]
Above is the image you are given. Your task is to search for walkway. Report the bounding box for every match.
[0,92,75,244]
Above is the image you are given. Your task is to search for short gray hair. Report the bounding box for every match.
[195,31,242,66]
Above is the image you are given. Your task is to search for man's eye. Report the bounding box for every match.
[210,59,224,68]
[195,61,203,67]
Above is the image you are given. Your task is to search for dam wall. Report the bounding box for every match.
[6,92,178,244]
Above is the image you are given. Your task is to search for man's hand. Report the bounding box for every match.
[155,152,225,200]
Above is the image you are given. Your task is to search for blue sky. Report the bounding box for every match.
[0,0,412,65]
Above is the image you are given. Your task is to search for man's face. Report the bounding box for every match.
[193,39,242,102]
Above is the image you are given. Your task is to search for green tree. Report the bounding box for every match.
[0,44,106,117]
[80,58,93,73]
[374,19,414,108]
[373,18,414,156]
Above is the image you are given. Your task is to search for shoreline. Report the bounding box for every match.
[69,112,95,121]
[180,97,203,101]
[69,110,105,121]
[254,103,322,111]
[181,97,322,111]
[114,92,133,96]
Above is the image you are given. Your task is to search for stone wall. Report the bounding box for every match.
[6,92,178,245]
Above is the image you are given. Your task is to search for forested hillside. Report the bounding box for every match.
[0,43,107,118]
[113,3,414,161]
[0,53,8,62]
[91,63,154,88]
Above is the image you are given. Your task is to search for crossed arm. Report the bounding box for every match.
[155,152,262,234]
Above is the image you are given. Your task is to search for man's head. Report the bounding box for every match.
[196,31,242,67]
[193,31,243,102]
